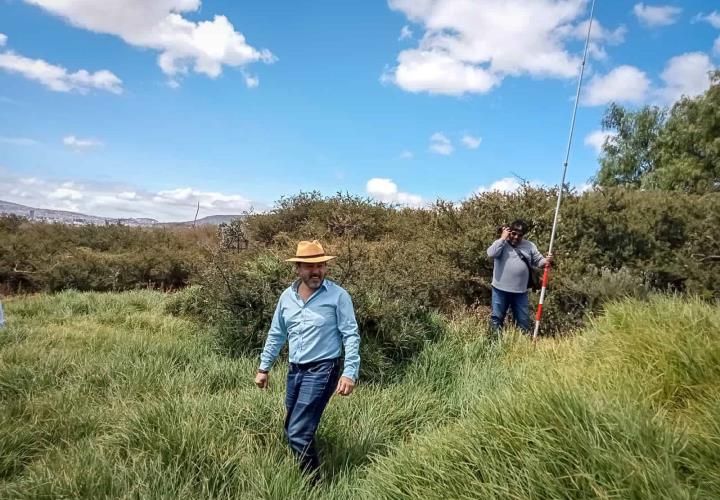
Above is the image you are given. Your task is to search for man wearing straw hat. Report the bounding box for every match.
[255,240,361,475]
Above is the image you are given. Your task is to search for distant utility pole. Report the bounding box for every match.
[192,201,200,228]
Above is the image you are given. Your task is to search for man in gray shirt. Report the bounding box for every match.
[486,219,553,332]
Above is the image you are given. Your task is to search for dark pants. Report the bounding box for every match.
[284,357,341,473]
[491,286,531,332]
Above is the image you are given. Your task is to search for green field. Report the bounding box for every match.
[1,291,719,499]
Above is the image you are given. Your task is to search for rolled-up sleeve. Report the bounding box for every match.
[336,291,361,381]
[487,238,507,258]
[259,298,287,372]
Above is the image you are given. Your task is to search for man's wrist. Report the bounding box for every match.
[257,369,269,374]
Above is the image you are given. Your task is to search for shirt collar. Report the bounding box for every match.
[292,279,329,294]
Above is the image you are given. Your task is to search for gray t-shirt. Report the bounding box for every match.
[486,238,546,293]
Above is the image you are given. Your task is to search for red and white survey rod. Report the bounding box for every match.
[532,0,597,341]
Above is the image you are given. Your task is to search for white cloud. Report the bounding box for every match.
[0,33,7,46]
[584,130,617,153]
[475,176,546,194]
[582,65,651,106]
[63,135,104,149]
[0,168,261,221]
[366,177,423,206]
[0,136,40,146]
[476,177,522,193]
[461,134,482,149]
[694,11,720,29]
[49,185,84,201]
[566,20,626,60]
[385,0,624,96]
[243,74,259,88]
[633,3,682,27]
[399,150,414,159]
[429,132,453,155]
[694,11,720,55]
[655,52,714,104]
[399,25,413,41]
[23,0,275,87]
[0,49,122,94]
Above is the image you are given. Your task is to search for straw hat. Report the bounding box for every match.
[285,240,336,263]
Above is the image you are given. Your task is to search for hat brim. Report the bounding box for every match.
[285,255,336,263]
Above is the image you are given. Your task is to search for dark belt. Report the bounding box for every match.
[289,357,340,371]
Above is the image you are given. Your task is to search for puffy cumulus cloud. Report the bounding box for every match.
[565,19,627,60]
[656,52,714,104]
[23,0,275,87]
[0,168,262,221]
[584,129,617,153]
[63,135,104,149]
[384,0,624,96]
[0,36,122,94]
[461,134,482,149]
[583,53,714,108]
[152,187,255,213]
[633,3,682,27]
[475,177,523,193]
[475,177,550,194]
[474,177,592,195]
[429,132,453,155]
[49,182,84,202]
[0,33,7,46]
[582,65,650,106]
[365,177,423,206]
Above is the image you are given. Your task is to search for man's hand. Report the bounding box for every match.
[255,371,269,389]
[500,226,511,240]
[545,253,554,267]
[335,376,355,396]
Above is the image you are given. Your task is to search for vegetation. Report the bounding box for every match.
[0,216,213,293]
[0,45,718,500]
[595,70,720,193]
[3,184,718,382]
[1,291,718,498]
[186,188,719,382]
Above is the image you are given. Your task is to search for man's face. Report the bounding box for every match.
[508,227,524,247]
[297,262,327,289]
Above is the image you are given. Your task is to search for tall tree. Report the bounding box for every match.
[594,104,666,188]
[594,70,719,193]
[650,71,720,192]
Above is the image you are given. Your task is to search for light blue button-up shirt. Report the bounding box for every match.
[259,279,361,381]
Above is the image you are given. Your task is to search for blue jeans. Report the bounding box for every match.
[491,286,531,332]
[284,357,341,473]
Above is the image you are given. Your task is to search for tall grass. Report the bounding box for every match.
[0,291,718,498]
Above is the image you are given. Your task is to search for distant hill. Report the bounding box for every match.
[0,199,242,226]
[164,214,245,227]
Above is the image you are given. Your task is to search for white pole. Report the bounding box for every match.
[533,0,597,341]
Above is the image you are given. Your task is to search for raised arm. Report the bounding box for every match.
[487,238,508,258]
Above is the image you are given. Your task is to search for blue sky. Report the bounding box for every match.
[1,0,718,221]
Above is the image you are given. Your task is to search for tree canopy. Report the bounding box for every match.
[595,70,720,193]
